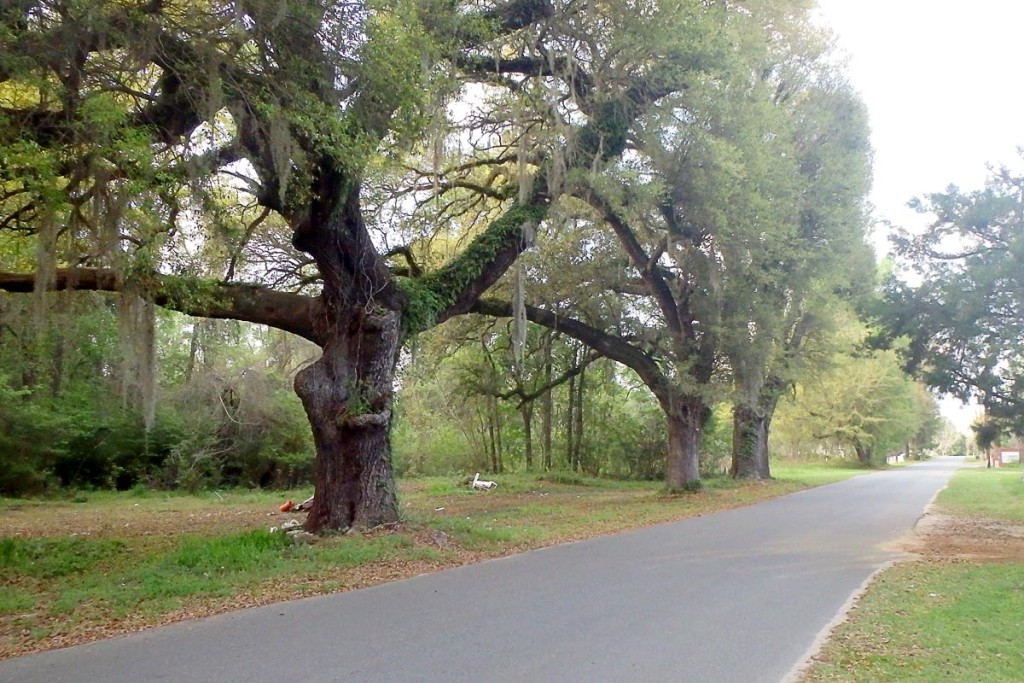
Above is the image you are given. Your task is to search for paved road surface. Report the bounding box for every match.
[0,457,965,683]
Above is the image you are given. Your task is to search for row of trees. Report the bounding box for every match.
[0,0,952,531]
[396,300,945,478]
[0,292,943,495]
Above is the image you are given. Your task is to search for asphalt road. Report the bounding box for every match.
[0,457,965,683]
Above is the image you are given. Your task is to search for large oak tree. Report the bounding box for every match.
[0,0,725,529]
[474,2,874,487]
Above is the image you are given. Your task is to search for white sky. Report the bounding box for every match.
[816,0,1024,239]
[815,1,1024,224]
[813,1,1024,432]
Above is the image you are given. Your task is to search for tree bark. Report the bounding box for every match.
[854,443,873,466]
[185,322,201,383]
[489,393,504,473]
[730,403,773,480]
[479,404,494,472]
[541,336,553,470]
[566,370,576,470]
[664,396,707,490]
[295,309,401,532]
[572,361,585,472]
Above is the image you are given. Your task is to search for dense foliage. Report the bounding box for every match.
[0,296,315,495]
[880,164,1024,438]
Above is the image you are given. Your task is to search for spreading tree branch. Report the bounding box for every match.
[0,268,320,344]
[573,183,683,336]
[415,76,687,333]
[472,298,669,401]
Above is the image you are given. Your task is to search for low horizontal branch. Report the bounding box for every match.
[0,268,321,345]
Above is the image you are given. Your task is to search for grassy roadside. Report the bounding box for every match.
[802,463,1024,682]
[1,462,863,658]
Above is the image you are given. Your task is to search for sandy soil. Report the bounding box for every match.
[897,511,1024,563]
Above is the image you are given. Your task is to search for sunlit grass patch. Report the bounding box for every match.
[938,467,1024,522]
[804,562,1024,682]
[163,531,292,575]
[772,461,869,487]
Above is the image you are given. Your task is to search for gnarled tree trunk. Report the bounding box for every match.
[664,396,707,491]
[730,404,772,480]
[295,308,401,532]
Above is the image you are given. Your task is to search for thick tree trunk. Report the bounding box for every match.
[855,443,873,466]
[664,396,707,491]
[730,405,772,480]
[295,309,401,532]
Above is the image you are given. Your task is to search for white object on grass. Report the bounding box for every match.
[472,473,498,491]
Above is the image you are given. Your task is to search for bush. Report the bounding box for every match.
[0,381,63,496]
[699,405,732,477]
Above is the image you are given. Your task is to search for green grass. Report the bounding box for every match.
[937,466,1024,521]
[0,590,35,615]
[772,461,873,487]
[0,537,126,579]
[803,464,1024,682]
[804,562,1024,682]
[0,486,318,508]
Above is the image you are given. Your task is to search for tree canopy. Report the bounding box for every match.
[474,1,875,486]
[0,0,749,529]
[880,163,1024,436]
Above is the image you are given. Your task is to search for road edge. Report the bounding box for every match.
[779,474,954,683]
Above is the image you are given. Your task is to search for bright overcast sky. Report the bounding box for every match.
[812,1,1024,431]
[815,0,1024,240]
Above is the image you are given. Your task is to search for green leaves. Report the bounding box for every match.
[884,164,1024,434]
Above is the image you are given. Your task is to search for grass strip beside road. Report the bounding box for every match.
[938,466,1024,522]
[0,463,862,659]
[803,463,1024,682]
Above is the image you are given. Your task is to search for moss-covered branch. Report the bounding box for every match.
[399,69,688,338]
[400,202,548,335]
[0,268,320,344]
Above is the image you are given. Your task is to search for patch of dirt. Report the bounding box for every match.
[896,512,1024,563]
[1,501,283,541]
